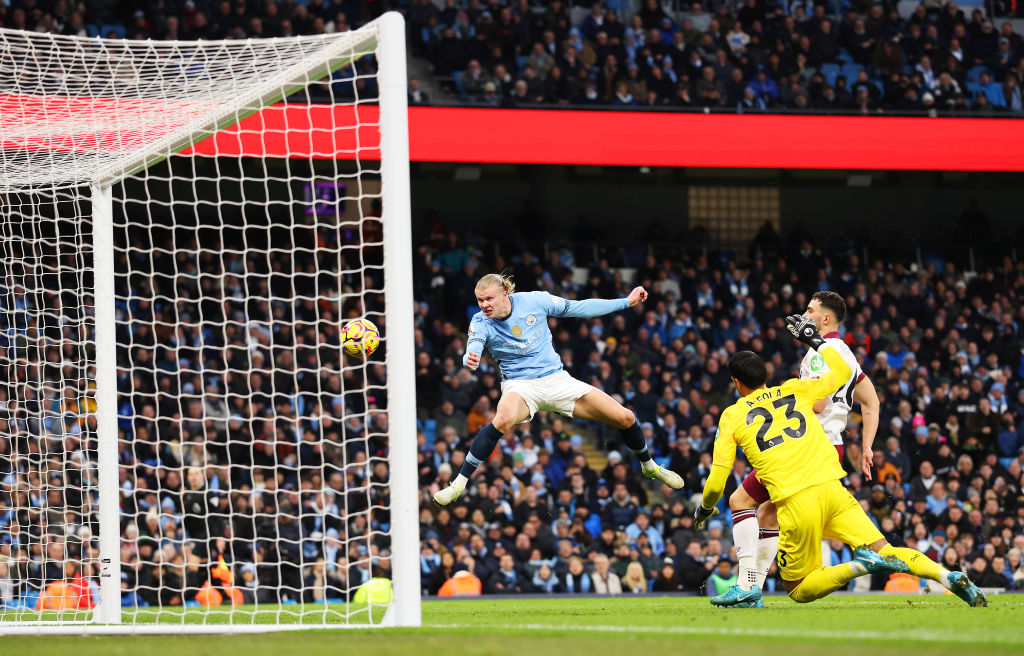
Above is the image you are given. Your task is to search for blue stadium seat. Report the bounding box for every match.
[100,23,126,39]
[424,418,437,445]
[921,252,946,270]
[655,456,670,469]
[841,62,864,81]
[966,65,988,83]
[822,62,840,87]
[86,24,99,37]
[515,55,529,74]
[838,47,853,63]
[452,70,467,100]
[987,83,1006,107]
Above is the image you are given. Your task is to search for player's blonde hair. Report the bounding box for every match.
[475,272,515,295]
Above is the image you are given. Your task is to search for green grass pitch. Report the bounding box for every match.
[3,595,1022,656]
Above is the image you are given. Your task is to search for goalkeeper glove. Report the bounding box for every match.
[786,314,825,350]
[693,504,718,530]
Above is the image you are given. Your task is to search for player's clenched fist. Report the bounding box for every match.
[465,351,481,370]
[627,286,648,307]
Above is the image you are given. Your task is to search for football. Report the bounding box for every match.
[341,318,380,358]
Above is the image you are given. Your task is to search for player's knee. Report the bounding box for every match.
[729,487,756,512]
[617,409,636,430]
[491,416,514,433]
[787,583,814,604]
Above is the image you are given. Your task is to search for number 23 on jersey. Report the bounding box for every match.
[745,393,808,452]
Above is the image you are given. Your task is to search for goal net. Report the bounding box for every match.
[0,13,419,633]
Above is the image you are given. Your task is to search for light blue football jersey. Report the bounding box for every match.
[464,291,629,380]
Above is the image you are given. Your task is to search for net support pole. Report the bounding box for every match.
[91,183,122,624]
[377,11,421,628]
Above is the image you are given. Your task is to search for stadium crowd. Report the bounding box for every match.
[411,227,1024,596]
[1,0,1023,114]
[1,201,1023,608]
[411,0,1024,114]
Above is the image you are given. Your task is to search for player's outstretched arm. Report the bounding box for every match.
[696,414,737,527]
[854,375,880,481]
[552,286,646,319]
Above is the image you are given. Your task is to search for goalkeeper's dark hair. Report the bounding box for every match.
[811,290,846,324]
[728,351,767,390]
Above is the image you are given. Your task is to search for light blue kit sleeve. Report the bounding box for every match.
[539,291,630,319]
[463,315,488,367]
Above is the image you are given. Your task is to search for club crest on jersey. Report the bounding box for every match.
[525,314,537,326]
[511,325,522,337]
[810,354,825,371]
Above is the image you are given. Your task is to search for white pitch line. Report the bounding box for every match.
[430,622,1020,646]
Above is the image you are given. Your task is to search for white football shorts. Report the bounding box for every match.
[501,369,596,420]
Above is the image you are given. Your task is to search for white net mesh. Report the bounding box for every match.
[0,19,411,630]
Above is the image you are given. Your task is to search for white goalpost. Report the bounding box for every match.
[0,12,419,633]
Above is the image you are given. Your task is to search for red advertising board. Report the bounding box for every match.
[187,104,1024,171]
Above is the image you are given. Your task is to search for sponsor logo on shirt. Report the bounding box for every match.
[512,325,522,338]
[809,354,825,372]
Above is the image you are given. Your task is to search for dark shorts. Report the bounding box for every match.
[741,443,845,506]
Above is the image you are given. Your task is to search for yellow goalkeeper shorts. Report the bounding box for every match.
[775,478,884,582]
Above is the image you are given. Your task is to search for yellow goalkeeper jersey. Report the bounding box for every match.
[710,345,851,503]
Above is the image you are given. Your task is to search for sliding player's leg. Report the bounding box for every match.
[433,391,530,506]
[753,500,780,590]
[780,482,907,603]
[572,388,684,489]
[871,542,989,606]
[710,476,767,607]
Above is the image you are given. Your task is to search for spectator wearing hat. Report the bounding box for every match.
[651,558,684,592]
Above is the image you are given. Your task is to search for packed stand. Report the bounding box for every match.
[0,195,392,610]
[2,1,1022,114]
[407,0,1024,114]
[412,226,1024,596]
[1,208,1023,606]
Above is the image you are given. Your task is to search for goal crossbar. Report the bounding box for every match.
[0,25,378,190]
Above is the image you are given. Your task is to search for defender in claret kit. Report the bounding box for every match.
[714,291,881,607]
[695,314,987,607]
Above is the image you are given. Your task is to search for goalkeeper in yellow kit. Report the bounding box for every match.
[695,315,988,606]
